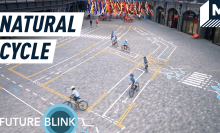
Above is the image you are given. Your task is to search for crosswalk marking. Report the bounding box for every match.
[182,72,211,88]
[80,34,109,39]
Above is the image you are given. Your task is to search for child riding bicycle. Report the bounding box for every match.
[69,86,80,108]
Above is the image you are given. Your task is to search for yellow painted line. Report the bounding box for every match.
[75,44,96,56]
[132,52,144,57]
[8,68,28,79]
[99,25,105,29]
[164,58,170,65]
[56,41,70,48]
[129,26,132,30]
[93,49,105,57]
[41,85,70,101]
[105,49,116,55]
[41,75,63,86]
[0,86,2,89]
[131,28,136,31]
[137,26,147,31]
[117,25,121,30]
[87,92,108,111]
[148,59,157,71]
[130,63,141,72]
[147,53,153,58]
[116,103,135,128]
[150,58,170,80]
[123,57,138,64]
[27,69,47,79]
[150,70,159,80]
[9,64,22,69]
[152,59,160,70]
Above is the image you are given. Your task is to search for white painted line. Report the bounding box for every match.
[26,89,30,91]
[108,72,131,93]
[33,93,37,96]
[186,76,207,82]
[6,78,10,80]
[50,102,54,105]
[188,75,207,80]
[47,55,77,69]
[34,76,46,82]
[182,82,202,88]
[2,88,43,115]
[19,85,23,87]
[190,73,208,78]
[12,81,16,84]
[184,79,203,84]
[96,127,99,133]
[41,97,46,101]
[193,72,208,76]
[62,57,93,74]
[50,71,54,74]
[133,80,151,102]
[182,80,201,85]
[1,74,4,77]
[184,78,205,83]
[103,71,145,116]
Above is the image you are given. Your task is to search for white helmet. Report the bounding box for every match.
[70,86,75,90]
[125,39,127,41]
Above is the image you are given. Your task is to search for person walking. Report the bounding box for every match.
[96,18,99,26]
[90,19,92,28]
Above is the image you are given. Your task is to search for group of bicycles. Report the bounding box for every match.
[62,30,148,111]
[111,34,130,53]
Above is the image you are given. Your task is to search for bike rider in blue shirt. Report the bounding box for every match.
[129,74,137,89]
[143,56,148,69]
[69,86,80,108]
[111,30,114,40]
[123,39,128,49]
[113,35,117,45]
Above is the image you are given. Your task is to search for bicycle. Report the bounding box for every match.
[63,98,88,111]
[121,45,130,53]
[112,40,118,47]
[129,82,139,98]
[111,34,114,40]
[144,63,148,73]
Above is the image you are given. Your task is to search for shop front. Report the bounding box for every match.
[156,6,165,25]
[167,8,178,28]
[205,27,220,45]
[181,11,198,35]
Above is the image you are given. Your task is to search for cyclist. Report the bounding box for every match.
[143,56,148,69]
[129,74,137,89]
[69,86,80,108]
[123,39,128,50]
[111,30,114,40]
[113,35,117,45]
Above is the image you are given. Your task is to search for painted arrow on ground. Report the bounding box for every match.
[13,88,18,92]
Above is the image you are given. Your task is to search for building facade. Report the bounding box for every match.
[146,0,220,45]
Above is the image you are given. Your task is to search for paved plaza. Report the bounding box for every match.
[0,16,220,133]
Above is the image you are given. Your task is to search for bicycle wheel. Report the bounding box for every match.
[135,82,139,91]
[63,101,73,108]
[127,47,130,53]
[129,88,134,98]
[115,42,118,47]
[112,41,114,46]
[78,100,88,111]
